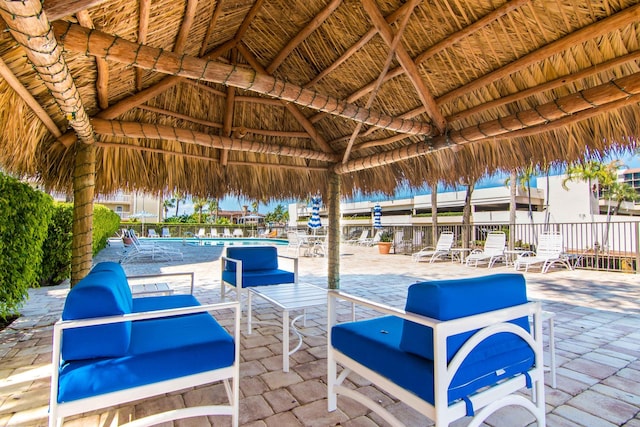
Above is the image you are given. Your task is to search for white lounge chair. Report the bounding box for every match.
[359,229,383,246]
[345,230,368,245]
[223,228,233,238]
[514,232,573,273]
[197,228,206,238]
[121,230,183,263]
[411,231,455,262]
[209,228,219,237]
[161,227,171,237]
[147,228,158,238]
[233,228,244,238]
[286,231,311,257]
[465,230,506,268]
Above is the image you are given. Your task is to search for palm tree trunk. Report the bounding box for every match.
[509,170,516,250]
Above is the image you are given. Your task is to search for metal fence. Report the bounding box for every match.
[342,221,640,274]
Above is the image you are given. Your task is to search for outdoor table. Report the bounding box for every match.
[504,248,527,267]
[450,247,472,263]
[248,283,327,372]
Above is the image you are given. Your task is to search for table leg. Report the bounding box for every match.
[283,309,290,372]
[247,290,252,335]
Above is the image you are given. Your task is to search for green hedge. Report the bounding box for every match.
[39,203,120,287]
[0,174,53,318]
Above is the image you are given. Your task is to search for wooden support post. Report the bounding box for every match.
[71,143,96,286]
[327,171,341,290]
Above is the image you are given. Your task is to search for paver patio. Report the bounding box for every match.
[1,239,639,426]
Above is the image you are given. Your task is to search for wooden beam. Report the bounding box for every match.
[343,0,531,105]
[221,72,236,166]
[362,0,446,133]
[305,1,413,87]
[135,0,151,92]
[0,56,62,138]
[233,0,264,43]
[438,3,640,106]
[45,0,110,21]
[183,79,227,97]
[239,43,334,153]
[448,50,640,123]
[97,141,328,171]
[76,10,109,109]
[138,105,223,128]
[1,1,95,145]
[333,72,640,174]
[266,0,342,74]
[199,0,225,57]
[174,0,199,54]
[91,118,340,163]
[342,0,419,163]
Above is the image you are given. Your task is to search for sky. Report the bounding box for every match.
[181,153,640,215]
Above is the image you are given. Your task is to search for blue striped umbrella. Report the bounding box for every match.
[307,196,322,231]
[373,204,382,229]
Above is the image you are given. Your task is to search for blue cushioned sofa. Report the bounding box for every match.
[328,273,546,427]
[50,262,240,427]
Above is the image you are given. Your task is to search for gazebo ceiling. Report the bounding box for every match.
[0,0,638,200]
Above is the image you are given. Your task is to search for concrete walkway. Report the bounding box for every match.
[1,239,639,426]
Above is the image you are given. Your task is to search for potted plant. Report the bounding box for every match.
[377,231,393,254]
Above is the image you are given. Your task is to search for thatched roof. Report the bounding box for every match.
[0,0,638,201]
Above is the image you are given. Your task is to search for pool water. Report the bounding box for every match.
[147,237,288,246]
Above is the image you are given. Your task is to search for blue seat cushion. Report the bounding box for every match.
[400,274,530,362]
[57,312,235,403]
[61,270,133,361]
[222,269,295,288]
[332,316,534,405]
[225,246,278,271]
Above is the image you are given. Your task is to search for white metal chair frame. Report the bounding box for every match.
[465,231,507,268]
[49,301,241,427]
[411,231,455,263]
[514,232,573,273]
[327,291,546,427]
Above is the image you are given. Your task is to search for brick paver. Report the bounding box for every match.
[1,240,639,426]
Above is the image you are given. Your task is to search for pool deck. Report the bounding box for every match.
[1,239,639,426]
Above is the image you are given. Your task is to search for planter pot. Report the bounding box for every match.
[378,242,392,254]
[123,237,133,246]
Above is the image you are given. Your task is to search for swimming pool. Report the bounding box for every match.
[147,237,288,246]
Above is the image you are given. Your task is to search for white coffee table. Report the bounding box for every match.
[248,282,327,372]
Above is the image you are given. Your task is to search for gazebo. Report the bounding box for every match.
[0,0,637,286]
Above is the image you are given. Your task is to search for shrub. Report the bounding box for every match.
[0,173,53,318]
[39,203,120,286]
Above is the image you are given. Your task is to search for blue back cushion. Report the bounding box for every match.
[61,268,133,361]
[90,262,133,304]
[225,246,278,272]
[400,274,529,361]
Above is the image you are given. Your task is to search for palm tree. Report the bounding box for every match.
[207,199,219,222]
[505,163,536,246]
[606,181,639,214]
[162,197,175,220]
[173,191,185,217]
[460,176,476,249]
[505,170,517,250]
[251,201,259,213]
[192,197,207,223]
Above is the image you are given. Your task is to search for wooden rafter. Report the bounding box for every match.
[0,56,61,138]
[76,10,109,109]
[233,0,264,44]
[135,0,150,91]
[237,42,335,154]
[174,0,199,53]
[199,0,225,57]
[221,49,237,167]
[97,141,327,171]
[266,0,342,74]
[334,72,640,174]
[342,0,420,163]
[44,0,110,20]
[91,118,339,163]
[362,0,446,134]
[36,18,436,136]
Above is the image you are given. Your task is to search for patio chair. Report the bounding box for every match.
[209,228,219,237]
[286,231,311,257]
[233,228,244,238]
[328,273,545,427]
[120,230,183,263]
[514,232,573,273]
[345,229,368,245]
[359,229,383,246]
[161,227,171,237]
[147,228,158,238]
[411,231,454,263]
[197,228,206,238]
[223,228,233,238]
[465,230,506,268]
